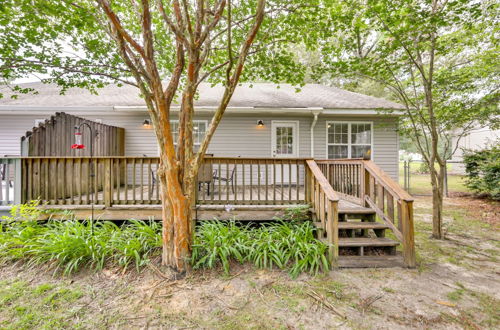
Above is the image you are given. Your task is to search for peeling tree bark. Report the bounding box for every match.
[96,0,267,272]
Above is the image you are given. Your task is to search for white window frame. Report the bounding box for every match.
[170,120,209,146]
[326,121,374,159]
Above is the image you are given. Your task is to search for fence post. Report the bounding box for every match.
[444,160,448,198]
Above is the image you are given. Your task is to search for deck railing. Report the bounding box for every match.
[198,157,307,205]
[305,160,339,264]
[316,159,416,267]
[1,158,21,206]
[17,156,308,207]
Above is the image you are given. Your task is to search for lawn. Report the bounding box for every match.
[399,161,471,196]
[1,196,498,329]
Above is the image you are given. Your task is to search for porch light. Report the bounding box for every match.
[143,119,151,127]
[257,120,264,127]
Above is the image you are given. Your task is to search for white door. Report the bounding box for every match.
[271,121,298,158]
[271,121,299,184]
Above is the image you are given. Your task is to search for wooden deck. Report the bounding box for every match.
[3,156,416,268]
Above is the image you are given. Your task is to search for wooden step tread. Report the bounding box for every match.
[338,208,375,215]
[338,255,404,268]
[339,237,399,247]
[338,222,389,230]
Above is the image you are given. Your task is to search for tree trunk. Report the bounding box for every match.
[429,162,445,239]
[158,156,193,273]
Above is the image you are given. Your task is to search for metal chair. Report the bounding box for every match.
[213,165,236,193]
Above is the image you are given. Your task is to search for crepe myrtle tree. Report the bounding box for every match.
[0,0,315,272]
[312,0,499,239]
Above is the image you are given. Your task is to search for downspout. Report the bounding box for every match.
[310,111,321,158]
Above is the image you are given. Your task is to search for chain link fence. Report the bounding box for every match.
[400,160,469,197]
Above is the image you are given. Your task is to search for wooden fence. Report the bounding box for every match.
[21,112,125,157]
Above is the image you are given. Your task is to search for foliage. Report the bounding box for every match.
[310,0,499,238]
[463,143,500,200]
[191,221,330,278]
[278,205,311,222]
[0,216,162,275]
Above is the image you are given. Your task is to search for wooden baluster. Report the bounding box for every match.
[147,158,152,204]
[226,161,229,203]
[104,158,112,207]
[78,158,83,205]
[132,158,136,204]
[257,160,261,203]
[387,194,395,224]
[155,159,160,203]
[281,159,284,203]
[296,160,300,202]
[377,184,385,214]
[265,160,269,203]
[218,159,221,202]
[124,158,128,204]
[288,160,292,202]
[140,158,144,204]
[272,161,276,204]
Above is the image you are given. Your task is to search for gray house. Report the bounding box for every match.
[0,82,415,268]
[0,82,402,178]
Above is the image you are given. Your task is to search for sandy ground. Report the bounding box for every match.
[0,196,499,329]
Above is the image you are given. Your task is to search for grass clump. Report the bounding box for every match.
[0,216,162,275]
[191,220,331,278]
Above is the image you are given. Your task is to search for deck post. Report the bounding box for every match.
[327,200,339,267]
[104,158,112,207]
[401,200,416,267]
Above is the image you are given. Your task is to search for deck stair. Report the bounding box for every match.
[313,200,403,267]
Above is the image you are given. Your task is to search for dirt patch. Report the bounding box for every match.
[1,196,499,329]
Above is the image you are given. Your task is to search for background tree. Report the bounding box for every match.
[1,0,314,272]
[313,0,499,238]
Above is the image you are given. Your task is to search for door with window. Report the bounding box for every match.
[272,121,298,158]
[271,121,299,184]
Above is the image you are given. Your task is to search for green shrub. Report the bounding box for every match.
[191,220,330,278]
[463,143,500,200]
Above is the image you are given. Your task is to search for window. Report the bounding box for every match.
[170,120,207,149]
[327,122,372,159]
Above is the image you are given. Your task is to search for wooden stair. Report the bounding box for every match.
[313,200,402,268]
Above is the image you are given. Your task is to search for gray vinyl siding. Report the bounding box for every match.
[0,111,399,179]
[313,115,399,179]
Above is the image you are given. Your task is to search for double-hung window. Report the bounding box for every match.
[327,122,372,159]
[170,120,208,151]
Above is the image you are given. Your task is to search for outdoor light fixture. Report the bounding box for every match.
[257,120,264,127]
[143,119,151,127]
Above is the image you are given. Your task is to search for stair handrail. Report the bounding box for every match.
[305,160,340,266]
[361,160,416,268]
[363,160,413,202]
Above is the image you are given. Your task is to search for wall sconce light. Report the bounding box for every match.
[257,120,264,127]
[143,119,151,127]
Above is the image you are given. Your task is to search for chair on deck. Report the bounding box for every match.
[213,164,236,194]
[198,154,214,196]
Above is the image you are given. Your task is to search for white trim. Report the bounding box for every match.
[0,105,403,115]
[326,121,374,159]
[271,120,300,158]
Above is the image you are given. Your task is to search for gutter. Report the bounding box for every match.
[0,105,403,115]
[310,111,322,158]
